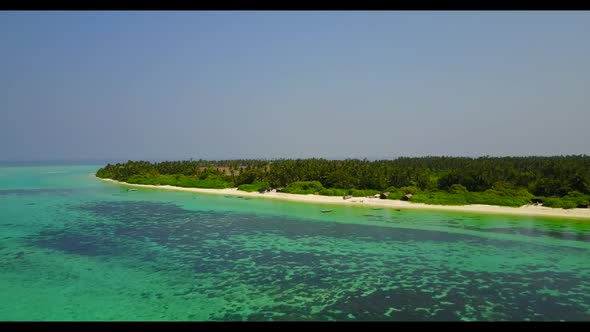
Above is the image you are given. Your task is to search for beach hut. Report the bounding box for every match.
[401,193,412,201]
[343,195,352,200]
[380,192,389,199]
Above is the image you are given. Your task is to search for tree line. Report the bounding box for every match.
[95,156,590,208]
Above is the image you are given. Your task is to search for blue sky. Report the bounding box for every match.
[1,11,589,161]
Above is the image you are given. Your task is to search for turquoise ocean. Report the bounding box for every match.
[1,165,589,321]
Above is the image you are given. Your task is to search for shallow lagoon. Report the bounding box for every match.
[1,165,589,321]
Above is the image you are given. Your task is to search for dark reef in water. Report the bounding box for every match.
[17,200,590,321]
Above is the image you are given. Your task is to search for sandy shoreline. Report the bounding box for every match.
[97,177,590,220]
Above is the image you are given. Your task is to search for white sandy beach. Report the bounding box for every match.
[98,177,590,220]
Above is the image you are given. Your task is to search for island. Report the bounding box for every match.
[96,156,590,219]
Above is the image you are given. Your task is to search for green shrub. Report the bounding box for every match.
[319,188,350,196]
[350,189,381,197]
[543,197,579,209]
[449,184,468,194]
[125,174,232,189]
[492,181,514,191]
[386,190,405,200]
[281,181,325,195]
[238,181,270,192]
[410,190,469,205]
[409,189,533,207]
[543,191,590,209]
[400,186,419,195]
[469,191,531,207]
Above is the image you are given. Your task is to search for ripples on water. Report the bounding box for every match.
[1,166,590,321]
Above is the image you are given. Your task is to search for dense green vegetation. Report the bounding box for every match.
[96,156,590,209]
[543,191,590,209]
[409,183,534,207]
[280,181,325,195]
[126,173,232,189]
[237,181,270,193]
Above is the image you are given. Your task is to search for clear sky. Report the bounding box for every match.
[1,11,589,162]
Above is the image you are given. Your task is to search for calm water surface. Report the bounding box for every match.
[1,165,590,321]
